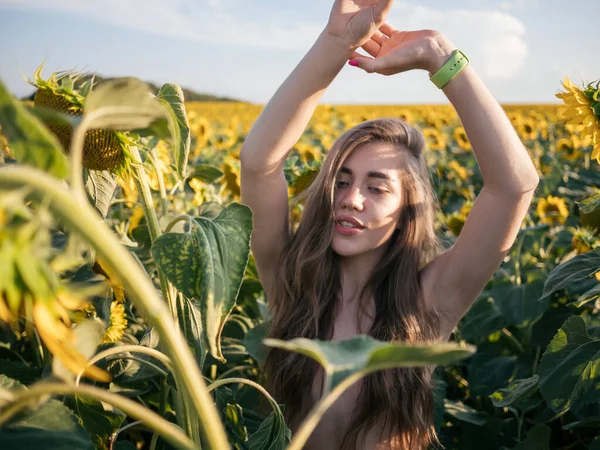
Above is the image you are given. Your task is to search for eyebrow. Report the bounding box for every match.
[339,167,396,182]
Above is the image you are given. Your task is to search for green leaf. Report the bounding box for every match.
[0,359,43,385]
[589,436,600,450]
[71,395,126,449]
[570,282,600,308]
[468,354,517,397]
[493,280,548,326]
[538,316,600,414]
[0,78,68,178]
[248,408,291,450]
[510,424,550,450]
[0,376,94,450]
[243,321,269,365]
[84,169,117,218]
[177,294,207,370]
[83,77,167,131]
[151,203,253,362]
[539,249,600,301]
[263,335,475,392]
[459,294,506,341]
[561,416,600,430]
[577,191,600,215]
[224,403,249,449]
[444,399,486,426]
[157,83,190,178]
[189,164,224,184]
[490,375,539,408]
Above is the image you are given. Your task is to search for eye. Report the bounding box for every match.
[369,187,386,194]
[335,181,349,188]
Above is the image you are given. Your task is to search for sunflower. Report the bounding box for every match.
[536,195,569,226]
[517,118,539,141]
[556,137,583,161]
[102,301,128,344]
[569,226,598,255]
[556,76,600,162]
[422,128,447,151]
[447,160,469,181]
[453,126,471,150]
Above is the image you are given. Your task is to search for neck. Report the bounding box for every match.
[338,246,384,307]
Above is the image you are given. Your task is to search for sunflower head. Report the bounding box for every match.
[569,226,598,255]
[25,62,127,171]
[536,195,569,226]
[556,76,600,163]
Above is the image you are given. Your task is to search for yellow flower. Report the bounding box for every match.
[556,77,600,163]
[102,301,128,344]
[447,160,469,181]
[570,226,598,255]
[517,118,539,141]
[556,137,583,161]
[536,195,569,226]
[453,126,471,150]
[422,128,447,151]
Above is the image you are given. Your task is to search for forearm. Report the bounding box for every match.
[427,37,540,194]
[240,31,353,174]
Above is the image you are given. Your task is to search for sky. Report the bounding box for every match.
[0,0,597,105]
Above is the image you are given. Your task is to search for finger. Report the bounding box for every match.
[370,30,387,45]
[373,0,394,22]
[379,23,396,37]
[361,39,380,57]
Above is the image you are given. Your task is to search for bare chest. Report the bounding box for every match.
[300,306,381,449]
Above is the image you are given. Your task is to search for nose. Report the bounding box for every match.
[341,184,365,211]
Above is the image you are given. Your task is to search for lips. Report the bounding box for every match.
[335,215,365,229]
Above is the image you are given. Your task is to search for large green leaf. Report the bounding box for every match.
[243,321,269,365]
[490,375,539,408]
[510,424,550,450]
[177,294,207,370]
[189,164,224,184]
[468,354,517,397]
[84,77,167,131]
[0,375,94,450]
[539,249,600,302]
[493,280,549,326]
[444,399,486,426]
[157,83,190,178]
[0,78,68,178]
[459,294,506,341]
[263,335,476,392]
[247,407,291,450]
[538,316,600,414]
[151,203,252,362]
[70,395,126,449]
[84,169,117,218]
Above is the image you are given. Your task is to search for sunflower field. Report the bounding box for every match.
[0,65,599,450]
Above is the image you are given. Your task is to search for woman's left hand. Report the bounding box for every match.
[349,24,455,75]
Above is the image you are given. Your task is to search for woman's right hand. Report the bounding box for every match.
[325,0,395,50]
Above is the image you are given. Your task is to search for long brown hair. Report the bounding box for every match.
[261,118,447,449]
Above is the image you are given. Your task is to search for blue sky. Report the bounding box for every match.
[0,0,597,104]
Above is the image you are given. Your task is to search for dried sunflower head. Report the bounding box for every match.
[24,62,128,171]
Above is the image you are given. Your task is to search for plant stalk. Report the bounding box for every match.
[0,383,195,450]
[0,166,230,450]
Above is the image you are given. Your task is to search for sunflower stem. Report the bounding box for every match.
[130,146,178,323]
[0,166,230,450]
[0,382,195,450]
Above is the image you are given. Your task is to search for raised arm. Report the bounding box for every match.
[348,25,540,338]
[239,0,394,296]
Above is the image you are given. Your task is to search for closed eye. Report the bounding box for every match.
[335,181,386,194]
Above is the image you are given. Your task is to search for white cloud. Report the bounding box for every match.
[0,0,528,83]
[0,0,323,51]
[385,4,527,80]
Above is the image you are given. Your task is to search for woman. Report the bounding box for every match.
[239,1,540,449]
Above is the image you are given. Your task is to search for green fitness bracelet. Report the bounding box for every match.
[429,49,470,89]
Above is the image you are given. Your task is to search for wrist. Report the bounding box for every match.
[423,34,457,76]
[319,29,358,58]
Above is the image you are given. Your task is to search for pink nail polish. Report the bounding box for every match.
[348,60,359,67]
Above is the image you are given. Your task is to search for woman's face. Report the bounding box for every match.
[331,142,406,257]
